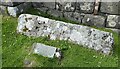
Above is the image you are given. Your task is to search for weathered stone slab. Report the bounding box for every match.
[100,2,119,14]
[106,15,120,29]
[32,43,57,58]
[77,2,94,13]
[7,2,31,17]
[82,14,105,27]
[0,6,8,15]
[17,14,114,55]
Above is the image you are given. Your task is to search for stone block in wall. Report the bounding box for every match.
[55,0,76,12]
[100,2,119,14]
[7,2,32,17]
[0,6,8,15]
[44,2,56,9]
[32,2,55,9]
[37,7,49,13]
[32,2,44,8]
[76,2,94,13]
[64,12,84,23]
[48,9,63,18]
[106,15,120,29]
[82,14,105,27]
[0,1,23,7]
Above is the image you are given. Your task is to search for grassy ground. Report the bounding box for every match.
[2,9,119,67]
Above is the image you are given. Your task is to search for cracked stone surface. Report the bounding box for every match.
[17,14,114,55]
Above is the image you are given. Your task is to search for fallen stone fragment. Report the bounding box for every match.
[100,2,119,14]
[106,15,120,29]
[32,43,57,58]
[17,14,114,55]
[7,2,31,17]
[82,14,105,27]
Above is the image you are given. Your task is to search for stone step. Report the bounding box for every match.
[17,14,114,55]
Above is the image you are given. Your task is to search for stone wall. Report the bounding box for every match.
[32,1,120,29]
[0,1,120,29]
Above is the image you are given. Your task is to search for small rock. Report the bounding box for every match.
[24,60,31,65]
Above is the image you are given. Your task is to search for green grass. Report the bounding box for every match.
[2,9,119,67]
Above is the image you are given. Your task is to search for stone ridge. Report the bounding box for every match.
[17,14,114,55]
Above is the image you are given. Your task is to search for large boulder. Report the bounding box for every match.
[106,15,120,29]
[7,2,31,17]
[17,14,114,55]
[100,2,119,14]
[82,14,105,27]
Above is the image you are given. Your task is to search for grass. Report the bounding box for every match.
[1,8,119,67]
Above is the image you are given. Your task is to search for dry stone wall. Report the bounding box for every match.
[17,14,114,55]
[0,1,120,29]
[32,1,120,29]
